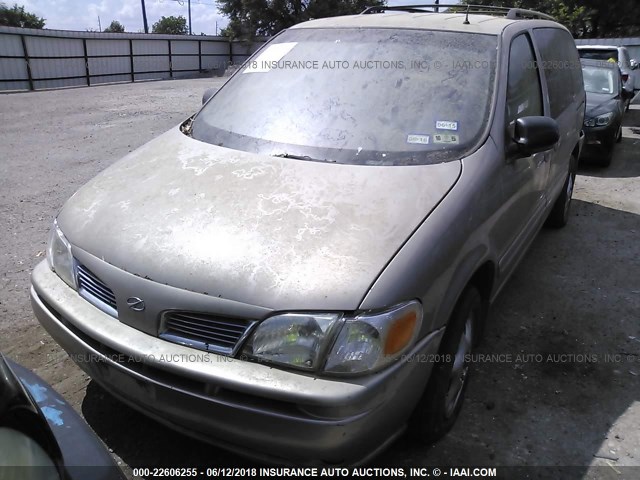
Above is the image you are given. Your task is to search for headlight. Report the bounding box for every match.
[324,301,422,374]
[46,219,76,289]
[243,300,422,375]
[243,313,343,370]
[584,112,614,127]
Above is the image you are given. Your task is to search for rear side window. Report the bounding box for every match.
[619,49,631,69]
[506,34,542,125]
[533,28,583,118]
[579,48,618,62]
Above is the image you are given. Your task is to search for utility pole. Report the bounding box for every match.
[140,0,149,33]
[98,16,101,31]
[435,0,440,13]
[188,0,192,35]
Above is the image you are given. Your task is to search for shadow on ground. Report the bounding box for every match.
[376,199,639,474]
[82,381,252,469]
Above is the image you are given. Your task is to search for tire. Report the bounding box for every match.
[616,124,623,144]
[408,286,483,444]
[600,140,614,167]
[546,154,577,228]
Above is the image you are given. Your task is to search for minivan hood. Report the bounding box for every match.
[58,127,461,311]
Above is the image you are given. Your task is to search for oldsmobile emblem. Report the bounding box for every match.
[126,297,146,312]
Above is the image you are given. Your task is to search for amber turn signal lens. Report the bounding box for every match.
[384,311,418,356]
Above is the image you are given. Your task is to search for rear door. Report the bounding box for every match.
[533,28,585,200]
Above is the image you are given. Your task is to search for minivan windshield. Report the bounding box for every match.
[192,28,498,166]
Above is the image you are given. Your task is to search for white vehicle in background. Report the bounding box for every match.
[577,45,639,109]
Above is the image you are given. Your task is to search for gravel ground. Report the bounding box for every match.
[1,79,639,479]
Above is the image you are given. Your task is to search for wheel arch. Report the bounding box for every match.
[467,261,496,309]
[432,250,497,339]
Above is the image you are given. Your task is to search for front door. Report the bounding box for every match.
[495,33,550,277]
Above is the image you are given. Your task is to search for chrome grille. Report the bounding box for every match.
[76,264,118,317]
[160,312,254,355]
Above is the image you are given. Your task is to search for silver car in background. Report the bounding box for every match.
[31,5,585,465]
[577,44,639,109]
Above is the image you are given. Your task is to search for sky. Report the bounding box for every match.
[15,1,448,36]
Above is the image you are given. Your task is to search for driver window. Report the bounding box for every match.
[506,34,543,126]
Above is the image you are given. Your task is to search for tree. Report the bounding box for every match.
[152,15,189,35]
[0,2,45,28]
[103,20,125,33]
[462,0,640,38]
[217,0,385,39]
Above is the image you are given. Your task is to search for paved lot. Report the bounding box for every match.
[1,79,639,478]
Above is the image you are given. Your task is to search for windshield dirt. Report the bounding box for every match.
[192,28,498,166]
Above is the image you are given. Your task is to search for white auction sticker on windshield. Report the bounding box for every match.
[244,42,298,73]
[435,120,459,131]
[433,133,460,144]
[407,134,430,145]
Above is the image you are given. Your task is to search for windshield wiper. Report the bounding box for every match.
[272,152,335,163]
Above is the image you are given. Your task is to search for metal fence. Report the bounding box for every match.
[0,26,268,92]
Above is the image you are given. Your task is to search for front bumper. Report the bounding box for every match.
[31,260,443,465]
[582,123,618,154]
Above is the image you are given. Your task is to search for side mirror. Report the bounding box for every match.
[512,116,559,155]
[631,59,639,71]
[202,87,219,105]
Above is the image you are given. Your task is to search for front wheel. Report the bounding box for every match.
[408,286,484,444]
[546,154,577,228]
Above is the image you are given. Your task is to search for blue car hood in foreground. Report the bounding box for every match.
[1,355,125,479]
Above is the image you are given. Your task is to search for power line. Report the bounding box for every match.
[162,0,219,6]
[156,0,222,35]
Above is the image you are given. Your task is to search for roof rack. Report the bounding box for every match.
[361,4,556,21]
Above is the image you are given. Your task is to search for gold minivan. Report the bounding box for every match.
[32,4,585,464]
